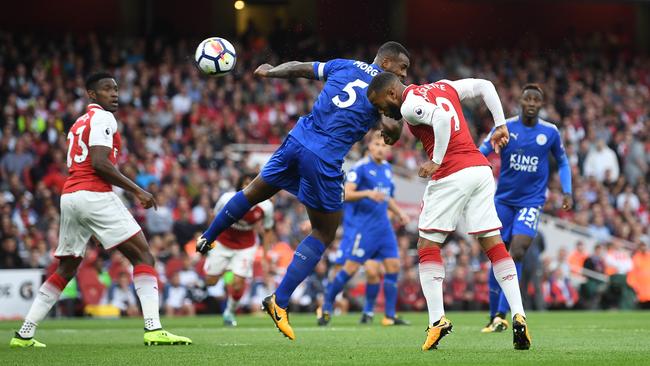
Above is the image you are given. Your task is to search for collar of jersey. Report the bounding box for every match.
[402,84,416,101]
[87,103,104,111]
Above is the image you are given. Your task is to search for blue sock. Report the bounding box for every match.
[323,270,352,313]
[363,283,380,314]
[383,273,398,318]
[488,266,501,318]
[202,191,252,243]
[275,236,326,308]
[496,261,523,315]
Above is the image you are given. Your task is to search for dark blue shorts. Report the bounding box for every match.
[495,201,542,244]
[261,136,344,213]
[335,224,399,264]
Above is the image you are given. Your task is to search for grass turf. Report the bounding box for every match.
[1,311,649,365]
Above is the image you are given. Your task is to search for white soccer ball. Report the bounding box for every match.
[194,37,237,76]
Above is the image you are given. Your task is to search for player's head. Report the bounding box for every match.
[520,83,544,119]
[85,72,118,112]
[374,41,410,81]
[367,130,389,162]
[367,72,405,120]
[236,173,257,191]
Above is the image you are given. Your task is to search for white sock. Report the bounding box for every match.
[225,296,238,315]
[493,258,526,319]
[18,276,66,338]
[133,270,162,331]
[418,262,445,326]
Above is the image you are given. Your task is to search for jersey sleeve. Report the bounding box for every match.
[550,127,572,194]
[345,164,363,185]
[313,59,347,81]
[88,111,117,147]
[401,92,453,164]
[479,127,496,156]
[260,200,274,230]
[443,78,506,127]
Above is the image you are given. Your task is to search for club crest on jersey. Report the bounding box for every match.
[536,134,547,145]
[415,106,424,118]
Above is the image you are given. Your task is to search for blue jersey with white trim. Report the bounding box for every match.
[342,157,395,230]
[288,59,382,165]
[480,116,567,207]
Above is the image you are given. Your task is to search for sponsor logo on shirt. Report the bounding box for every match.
[509,153,539,172]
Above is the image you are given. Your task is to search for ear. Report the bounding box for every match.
[87,89,96,100]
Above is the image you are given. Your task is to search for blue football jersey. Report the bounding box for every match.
[289,59,382,165]
[343,157,395,229]
[480,116,567,207]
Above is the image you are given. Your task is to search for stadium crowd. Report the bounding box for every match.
[1,27,649,318]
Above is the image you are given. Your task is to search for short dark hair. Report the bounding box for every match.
[376,41,410,61]
[367,72,399,98]
[522,83,544,98]
[236,172,257,191]
[85,72,114,91]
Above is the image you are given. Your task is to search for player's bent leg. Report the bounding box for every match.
[199,175,280,254]
[478,234,530,350]
[360,260,381,324]
[117,234,192,346]
[10,257,82,348]
[224,274,246,327]
[319,260,360,326]
[381,258,409,326]
[267,208,341,339]
[417,235,452,350]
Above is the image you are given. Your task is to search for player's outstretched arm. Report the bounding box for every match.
[254,61,317,80]
[89,146,157,210]
[344,182,384,202]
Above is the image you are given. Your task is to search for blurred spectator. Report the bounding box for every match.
[108,272,140,317]
[627,244,650,308]
[163,272,195,316]
[568,241,588,275]
[583,139,620,184]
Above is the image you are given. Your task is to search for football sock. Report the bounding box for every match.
[496,261,523,315]
[486,244,525,319]
[133,264,162,331]
[275,236,325,308]
[323,269,352,313]
[363,282,380,315]
[226,284,245,314]
[18,273,69,339]
[418,246,445,326]
[203,191,252,243]
[383,273,398,318]
[488,267,501,318]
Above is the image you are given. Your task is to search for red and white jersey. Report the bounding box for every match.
[401,80,493,180]
[215,192,274,250]
[63,104,121,194]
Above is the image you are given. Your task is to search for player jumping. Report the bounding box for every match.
[317,130,410,327]
[203,173,274,327]
[196,42,410,340]
[367,72,531,350]
[9,72,191,348]
[479,84,572,333]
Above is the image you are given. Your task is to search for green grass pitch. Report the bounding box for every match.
[2,311,649,365]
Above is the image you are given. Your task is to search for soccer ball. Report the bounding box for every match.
[194,37,237,76]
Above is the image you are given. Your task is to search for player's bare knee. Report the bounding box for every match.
[417,236,442,249]
[384,259,400,274]
[205,276,219,286]
[56,258,82,280]
[343,260,361,275]
[510,244,526,261]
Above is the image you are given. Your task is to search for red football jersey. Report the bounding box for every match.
[215,192,274,250]
[402,81,489,180]
[63,104,122,194]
